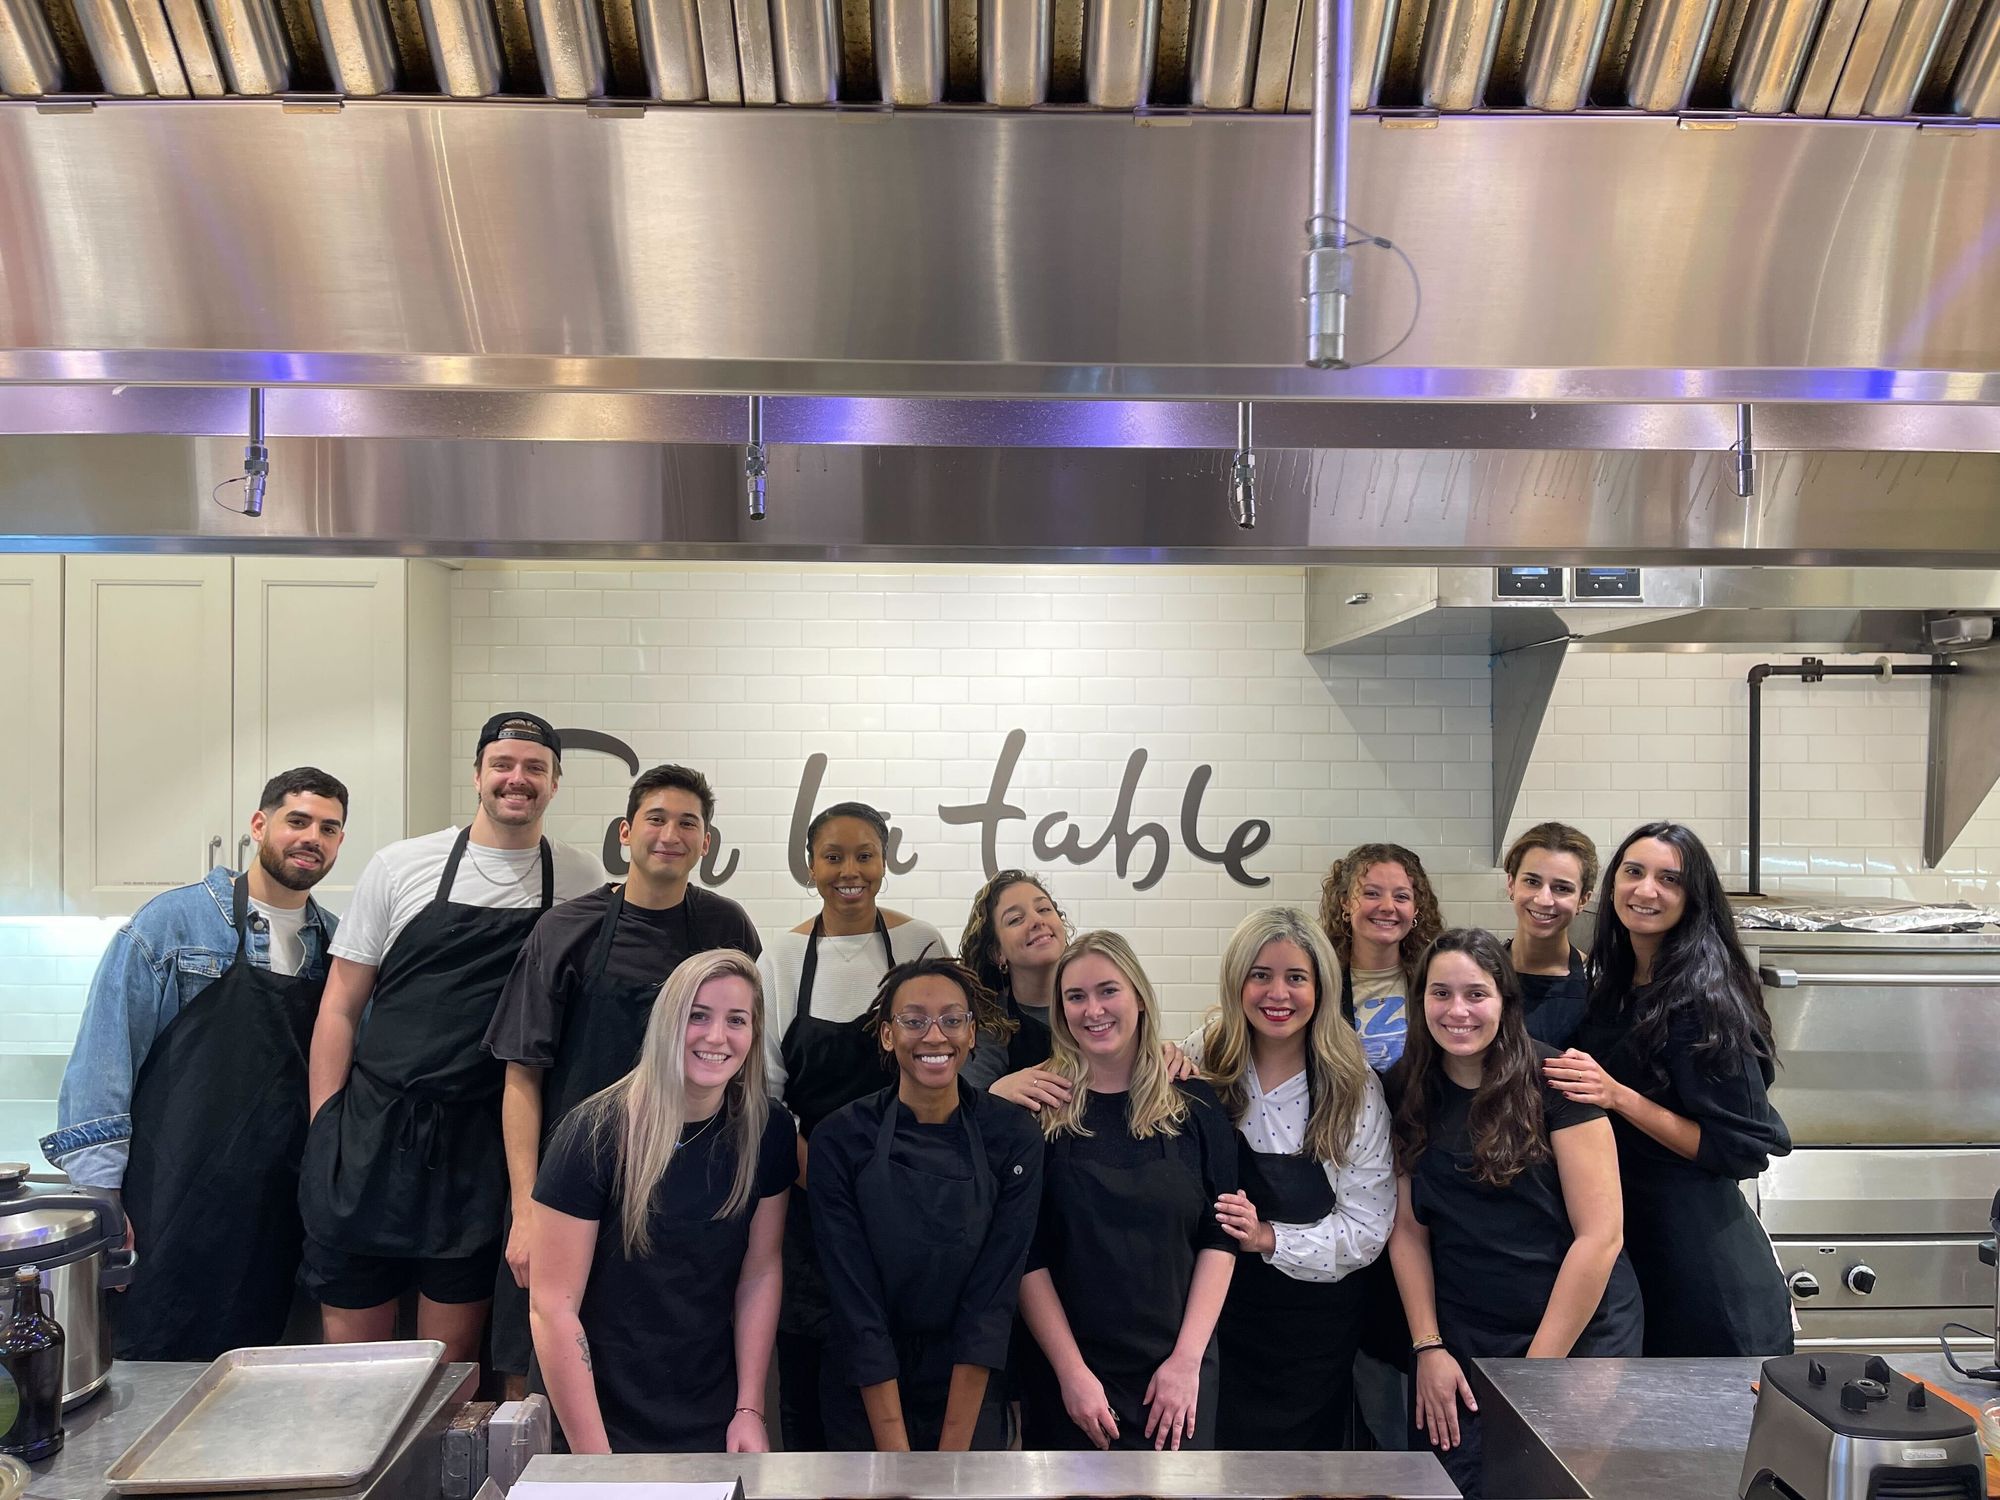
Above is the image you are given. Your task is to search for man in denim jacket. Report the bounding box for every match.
[42,768,350,1239]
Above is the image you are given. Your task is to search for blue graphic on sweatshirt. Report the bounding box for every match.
[1355,993,1408,1073]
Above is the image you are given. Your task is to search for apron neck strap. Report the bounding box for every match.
[586,885,625,985]
[438,827,557,909]
[799,911,894,1020]
[231,873,253,959]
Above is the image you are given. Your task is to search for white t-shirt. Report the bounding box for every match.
[247,897,309,977]
[329,826,607,967]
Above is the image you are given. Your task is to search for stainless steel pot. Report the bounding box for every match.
[0,1162,133,1409]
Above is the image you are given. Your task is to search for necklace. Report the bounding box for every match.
[679,1111,721,1149]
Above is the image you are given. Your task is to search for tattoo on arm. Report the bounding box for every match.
[575,1331,592,1371]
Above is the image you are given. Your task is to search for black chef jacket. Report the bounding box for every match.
[1512,945,1590,1050]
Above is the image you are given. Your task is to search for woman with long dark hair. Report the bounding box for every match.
[1017,933,1237,1452]
[1546,821,1792,1357]
[960,870,1073,1110]
[1390,929,1640,1499]
[1501,822,1598,1048]
[810,954,1042,1452]
[1189,908,1393,1450]
[529,949,792,1453]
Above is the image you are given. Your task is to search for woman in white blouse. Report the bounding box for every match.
[1189,907,1395,1449]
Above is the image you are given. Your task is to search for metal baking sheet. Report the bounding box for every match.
[104,1340,446,1494]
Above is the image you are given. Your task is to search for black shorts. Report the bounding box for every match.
[299,1236,502,1309]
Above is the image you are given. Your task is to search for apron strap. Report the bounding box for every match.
[869,1083,998,1204]
[585,885,626,987]
[537,838,555,909]
[437,826,475,901]
[230,873,253,962]
[797,911,893,1022]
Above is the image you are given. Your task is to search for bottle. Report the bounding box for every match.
[0,1266,64,1462]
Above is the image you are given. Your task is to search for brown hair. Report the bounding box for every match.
[1391,928,1548,1188]
[1317,843,1444,990]
[1502,821,1599,896]
[959,870,1072,1002]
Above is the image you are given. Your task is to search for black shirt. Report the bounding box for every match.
[484,883,762,1069]
[810,1085,1045,1386]
[1512,945,1590,1050]
[1408,1043,1630,1345]
[534,1102,795,1452]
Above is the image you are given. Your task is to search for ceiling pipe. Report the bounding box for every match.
[745,394,768,521]
[1304,0,1354,369]
[1734,402,1756,497]
[242,387,269,517]
[1229,399,1257,528]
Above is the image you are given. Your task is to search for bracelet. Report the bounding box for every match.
[734,1407,764,1419]
[1411,1335,1446,1354]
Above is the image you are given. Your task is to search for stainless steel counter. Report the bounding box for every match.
[1472,1354,1998,1500]
[522,1449,1461,1498]
[23,1359,478,1500]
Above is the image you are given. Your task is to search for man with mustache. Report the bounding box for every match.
[43,767,350,1361]
[300,713,604,1366]
[482,763,762,1396]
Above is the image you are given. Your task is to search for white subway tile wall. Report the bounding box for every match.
[10,562,1999,1164]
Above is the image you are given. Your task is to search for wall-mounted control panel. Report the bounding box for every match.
[1570,567,1643,599]
[1493,566,1566,599]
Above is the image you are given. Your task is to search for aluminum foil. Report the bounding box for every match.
[1735,901,2000,933]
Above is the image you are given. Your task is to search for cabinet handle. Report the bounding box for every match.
[205,835,223,873]
[238,834,253,872]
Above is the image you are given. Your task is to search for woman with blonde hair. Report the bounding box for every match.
[530,949,794,1454]
[1189,908,1395,1449]
[1319,842,1446,1073]
[1017,932,1237,1452]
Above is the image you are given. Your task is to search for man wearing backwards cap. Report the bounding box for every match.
[299,712,605,1364]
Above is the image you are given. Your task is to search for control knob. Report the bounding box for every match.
[1844,1264,1877,1296]
[1787,1270,1821,1300]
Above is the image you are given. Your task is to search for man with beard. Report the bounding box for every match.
[300,713,604,1364]
[44,767,350,1360]
[482,763,762,1394]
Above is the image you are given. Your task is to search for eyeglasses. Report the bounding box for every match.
[888,1011,973,1036]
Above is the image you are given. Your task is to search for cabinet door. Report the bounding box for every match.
[64,556,235,915]
[233,559,408,913]
[0,557,62,915]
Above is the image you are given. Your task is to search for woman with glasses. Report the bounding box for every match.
[809,955,1045,1451]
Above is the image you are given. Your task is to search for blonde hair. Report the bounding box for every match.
[569,948,770,1258]
[1198,908,1371,1166]
[1044,931,1188,1142]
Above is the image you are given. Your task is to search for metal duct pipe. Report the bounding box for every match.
[773,0,839,100]
[633,0,701,94]
[0,0,63,93]
[1955,0,2000,117]
[526,0,608,94]
[1304,0,1352,369]
[242,387,270,517]
[1734,403,1755,497]
[1189,0,1259,107]
[1084,0,1158,106]
[418,0,505,93]
[311,0,398,89]
[984,0,1051,104]
[1228,400,1256,528]
[1625,0,1724,109]
[875,0,944,102]
[745,395,768,520]
[205,0,293,90]
[1730,0,1824,111]
[1522,0,1614,109]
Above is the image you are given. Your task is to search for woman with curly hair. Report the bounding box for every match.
[1018,932,1237,1452]
[960,870,1072,1110]
[1318,843,1444,1074]
[1187,908,1394,1450]
[1390,929,1640,1498]
[1547,822,1792,1357]
[810,954,1042,1452]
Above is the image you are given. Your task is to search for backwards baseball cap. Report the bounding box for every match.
[476,711,563,765]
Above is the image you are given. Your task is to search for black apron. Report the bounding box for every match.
[1572,1002,1791,1357]
[1216,1130,1371,1450]
[115,877,323,1360]
[496,885,676,1374]
[1022,1111,1220,1451]
[779,913,895,1340]
[822,1089,1008,1451]
[301,829,553,1262]
[1002,993,1053,1073]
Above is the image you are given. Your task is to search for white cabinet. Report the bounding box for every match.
[62,556,236,915]
[0,557,64,915]
[61,557,452,917]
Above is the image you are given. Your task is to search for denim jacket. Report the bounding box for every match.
[41,867,337,1191]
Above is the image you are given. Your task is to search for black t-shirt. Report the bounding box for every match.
[533,1103,795,1452]
[1512,945,1590,1050]
[1408,1043,1612,1343]
[484,883,762,1069]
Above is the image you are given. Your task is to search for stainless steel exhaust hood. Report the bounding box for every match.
[1304,565,2000,867]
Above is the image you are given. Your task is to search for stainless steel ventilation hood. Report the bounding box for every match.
[1304,565,2000,868]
